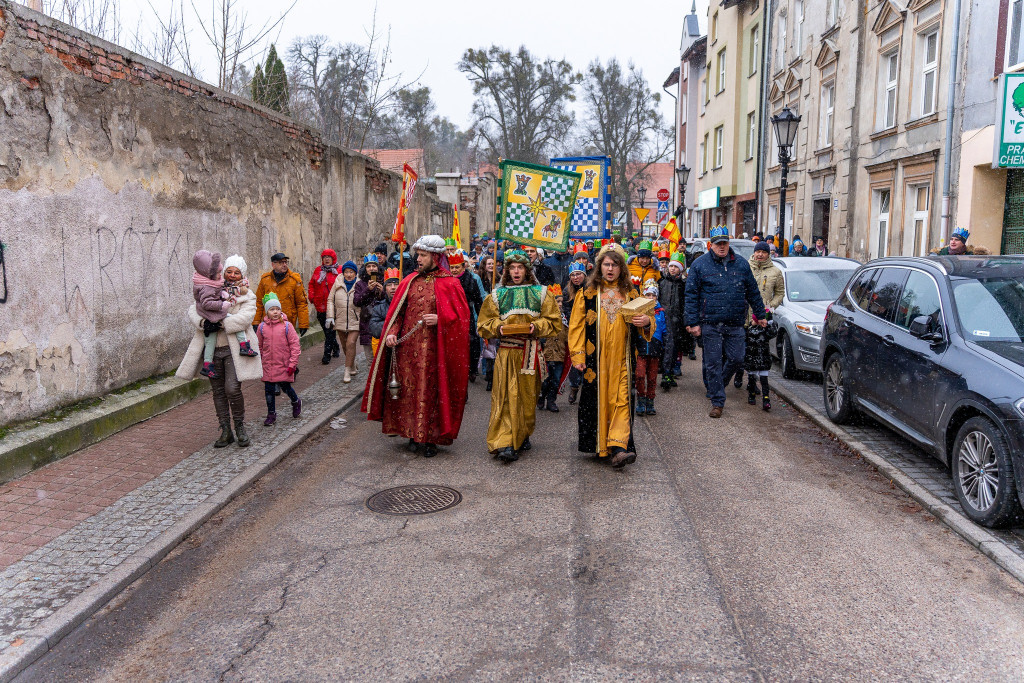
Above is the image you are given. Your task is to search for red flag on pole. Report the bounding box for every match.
[391,163,419,245]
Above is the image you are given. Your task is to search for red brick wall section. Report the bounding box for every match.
[7,11,325,169]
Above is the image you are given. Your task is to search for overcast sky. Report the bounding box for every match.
[124,0,709,131]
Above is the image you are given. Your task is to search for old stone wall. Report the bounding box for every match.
[0,1,450,426]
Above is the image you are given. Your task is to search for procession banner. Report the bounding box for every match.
[452,202,463,248]
[390,163,418,244]
[550,155,611,239]
[497,159,582,252]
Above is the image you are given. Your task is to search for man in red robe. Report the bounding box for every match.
[362,235,470,457]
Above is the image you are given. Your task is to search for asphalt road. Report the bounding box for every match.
[20,360,1024,681]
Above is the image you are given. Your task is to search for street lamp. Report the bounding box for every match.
[636,185,647,237]
[675,164,690,231]
[771,107,801,246]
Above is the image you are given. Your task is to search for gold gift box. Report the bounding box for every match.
[621,296,657,318]
[501,323,533,336]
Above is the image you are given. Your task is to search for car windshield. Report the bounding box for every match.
[953,277,1024,342]
[785,268,857,303]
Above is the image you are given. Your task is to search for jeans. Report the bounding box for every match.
[210,346,244,423]
[541,360,563,403]
[316,311,340,359]
[264,381,299,413]
[700,323,746,407]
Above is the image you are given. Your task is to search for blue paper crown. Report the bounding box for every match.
[569,262,587,273]
[952,226,969,241]
[710,225,730,240]
[364,253,378,263]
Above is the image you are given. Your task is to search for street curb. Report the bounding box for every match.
[0,386,361,683]
[771,382,1024,586]
[0,328,327,484]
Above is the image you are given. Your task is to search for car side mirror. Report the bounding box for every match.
[909,315,944,343]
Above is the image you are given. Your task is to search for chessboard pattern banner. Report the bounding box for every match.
[497,160,582,252]
[551,155,612,239]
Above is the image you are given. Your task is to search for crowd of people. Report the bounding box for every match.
[170,222,835,468]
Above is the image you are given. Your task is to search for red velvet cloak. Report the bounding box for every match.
[362,268,470,443]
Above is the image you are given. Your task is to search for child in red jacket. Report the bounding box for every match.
[256,293,302,426]
[308,248,341,364]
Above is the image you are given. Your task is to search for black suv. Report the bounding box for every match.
[820,256,1024,527]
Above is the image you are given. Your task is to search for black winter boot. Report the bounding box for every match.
[234,420,250,447]
[214,420,234,448]
[568,386,579,404]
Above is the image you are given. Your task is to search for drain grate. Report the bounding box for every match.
[366,485,462,516]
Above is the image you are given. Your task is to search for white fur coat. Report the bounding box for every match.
[175,291,263,382]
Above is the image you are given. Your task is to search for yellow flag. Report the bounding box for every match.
[452,203,462,247]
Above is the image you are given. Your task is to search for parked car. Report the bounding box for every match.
[820,256,1024,527]
[771,257,860,377]
[729,239,757,261]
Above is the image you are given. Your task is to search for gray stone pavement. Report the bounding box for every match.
[771,370,1024,560]
[0,361,361,663]
[20,360,1024,680]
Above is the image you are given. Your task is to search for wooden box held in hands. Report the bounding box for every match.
[621,296,657,319]
[500,323,533,336]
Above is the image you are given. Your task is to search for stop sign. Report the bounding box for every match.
[657,188,670,202]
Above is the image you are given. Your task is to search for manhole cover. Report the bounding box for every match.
[366,485,462,515]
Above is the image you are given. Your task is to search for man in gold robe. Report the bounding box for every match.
[569,242,655,468]
[477,249,562,462]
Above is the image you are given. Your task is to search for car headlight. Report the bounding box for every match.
[1016,398,1024,419]
[794,322,823,337]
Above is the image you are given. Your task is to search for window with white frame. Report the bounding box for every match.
[681,92,687,125]
[714,126,724,168]
[683,62,689,81]
[747,111,757,159]
[819,82,835,146]
[778,14,787,66]
[717,49,727,92]
[826,0,839,28]
[879,50,899,129]
[871,188,891,259]
[750,26,759,75]
[769,104,782,164]
[795,0,804,55]
[919,30,939,117]
[1007,0,1024,71]
[907,184,930,255]
[701,134,708,174]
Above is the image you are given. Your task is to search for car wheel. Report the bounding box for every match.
[952,417,1023,528]
[780,332,797,379]
[822,352,854,424]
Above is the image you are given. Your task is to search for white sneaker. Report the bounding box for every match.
[343,368,351,383]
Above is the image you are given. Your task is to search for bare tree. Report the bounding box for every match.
[458,45,581,164]
[580,58,671,239]
[190,0,295,92]
[39,0,121,43]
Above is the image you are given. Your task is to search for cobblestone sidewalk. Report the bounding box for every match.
[0,356,364,656]
[772,372,1024,559]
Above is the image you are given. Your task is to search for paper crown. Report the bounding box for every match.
[447,251,465,265]
[569,262,587,274]
[637,240,653,252]
[364,253,378,263]
[658,250,670,259]
[670,252,686,264]
[573,242,589,255]
[642,278,659,295]
[504,249,530,265]
[952,226,970,241]
[710,225,730,241]
[547,284,562,296]
[262,292,281,309]
[444,237,458,247]
[384,267,401,282]
[630,275,642,286]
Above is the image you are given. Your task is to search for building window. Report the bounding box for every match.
[872,188,891,258]
[794,0,804,55]
[714,126,724,168]
[778,14,787,67]
[879,50,899,129]
[701,134,708,175]
[750,26,760,75]
[747,111,757,159]
[683,62,689,81]
[769,103,782,164]
[819,82,835,146]
[908,184,930,255]
[919,30,939,117]
[717,49,727,92]
[704,75,709,106]
[826,0,840,28]
[681,92,687,125]
[712,12,719,43]
[1008,0,1024,71]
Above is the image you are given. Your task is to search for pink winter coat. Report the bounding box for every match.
[256,314,302,383]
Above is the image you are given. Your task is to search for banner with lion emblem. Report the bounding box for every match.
[497,159,582,252]
[551,155,611,240]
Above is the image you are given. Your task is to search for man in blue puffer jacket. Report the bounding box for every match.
[684,226,766,418]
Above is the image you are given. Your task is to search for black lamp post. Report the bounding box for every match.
[675,164,690,231]
[636,185,647,238]
[771,107,801,245]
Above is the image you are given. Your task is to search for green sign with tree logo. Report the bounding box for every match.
[995,74,1024,168]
